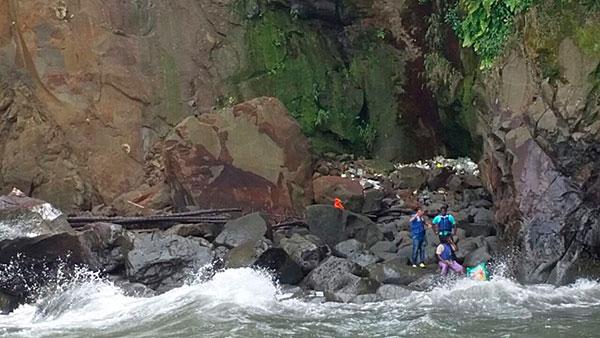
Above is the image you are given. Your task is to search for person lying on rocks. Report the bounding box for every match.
[436,236,464,276]
[409,206,431,268]
[432,205,456,242]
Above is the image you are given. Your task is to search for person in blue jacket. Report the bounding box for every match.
[432,205,456,242]
[409,206,430,268]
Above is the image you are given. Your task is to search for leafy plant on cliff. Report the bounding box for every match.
[450,0,535,69]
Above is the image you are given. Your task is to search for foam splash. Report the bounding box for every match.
[1,264,600,338]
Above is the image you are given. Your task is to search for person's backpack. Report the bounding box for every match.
[438,215,453,232]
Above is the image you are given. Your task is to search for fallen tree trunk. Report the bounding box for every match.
[67,208,241,229]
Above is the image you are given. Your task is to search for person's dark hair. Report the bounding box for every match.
[415,206,422,212]
[440,205,448,212]
[440,236,449,244]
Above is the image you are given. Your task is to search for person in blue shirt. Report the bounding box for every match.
[432,205,456,242]
[409,206,430,268]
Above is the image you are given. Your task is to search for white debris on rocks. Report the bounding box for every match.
[395,156,480,176]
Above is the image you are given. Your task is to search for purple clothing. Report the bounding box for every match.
[438,260,464,276]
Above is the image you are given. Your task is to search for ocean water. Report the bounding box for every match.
[1,266,600,338]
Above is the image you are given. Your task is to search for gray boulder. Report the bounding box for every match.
[376,284,412,300]
[253,248,304,284]
[0,191,72,241]
[362,188,385,214]
[324,277,380,303]
[225,238,272,268]
[427,167,453,190]
[334,239,381,267]
[306,205,382,247]
[367,258,432,285]
[165,223,222,240]
[408,274,440,291]
[390,167,427,190]
[280,233,327,272]
[125,232,214,291]
[302,256,364,292]
[464,246,491,268]
[214,212,268,248]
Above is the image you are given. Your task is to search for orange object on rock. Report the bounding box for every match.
[334,198,345,210]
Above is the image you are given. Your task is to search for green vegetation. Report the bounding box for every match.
[449,0,535,69]
[227,1,407,155]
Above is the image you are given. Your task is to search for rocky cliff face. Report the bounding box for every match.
[0,0,443,212]
[475,3,600,284]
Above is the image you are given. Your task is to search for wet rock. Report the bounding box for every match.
[225,238,272,268]
[370,241,397,260]
[280,233,327,272]
[0,292,19,314]
[77,222,131,272]
[165,97,313,215]
[253,248,304,284]
[367,258,430,285]
[111,277,156,297]
[390,167,428,190]
[313,176,364,212]
[464,246,491,268]
[351,293,381,304]
[376,284,412,300]
[306,205,383,247]
[408,274,439,291]
[324,277,380,303]
[124,232,214,291]
[0,192,72,240]
[302,256,364,292]
[214,212,268,248]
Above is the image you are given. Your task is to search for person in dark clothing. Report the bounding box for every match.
[409,207,430,268]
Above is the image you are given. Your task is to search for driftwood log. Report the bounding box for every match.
[68,208,241,230]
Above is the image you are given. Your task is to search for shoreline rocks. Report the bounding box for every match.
[0,156,502,312]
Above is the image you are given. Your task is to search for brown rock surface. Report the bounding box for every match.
[313,176,364,212]
[164,97,313,214]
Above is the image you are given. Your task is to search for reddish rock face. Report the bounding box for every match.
[164,97,313,215]
[313,176,364,212]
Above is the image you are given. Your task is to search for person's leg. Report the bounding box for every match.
[411,237,419,265]
[449,261,464,274]
[418,237,426,264]
[438,261,449,276]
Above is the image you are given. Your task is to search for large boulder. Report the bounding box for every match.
[334,239,381,267]
[367,258,432,285]
[313,176,364,212]
[280,233,328,272]
[390,167,428,190]
[306,205,383,247]
[124,232,214,291]
[302,256,365,292]
[253,248,305,285]
[214,212,268,248]
[0,191,72,240]
[164,97,313,215]
[324,277,380,303]
[0,195,129,313]
[225,238,272,268]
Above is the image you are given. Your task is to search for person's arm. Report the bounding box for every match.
[432,216,440,233]
[449,214,457,235]
[409,213,418,222]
